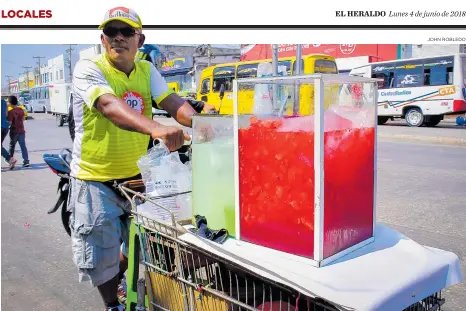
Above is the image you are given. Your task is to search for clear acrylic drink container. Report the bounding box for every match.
[233,74,380,266]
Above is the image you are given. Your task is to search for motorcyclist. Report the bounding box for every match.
[67,7,198,311]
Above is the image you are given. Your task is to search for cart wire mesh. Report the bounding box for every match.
[118,181,445,311]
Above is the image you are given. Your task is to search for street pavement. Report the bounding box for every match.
[379,119,466,146]
[1,113,465,311]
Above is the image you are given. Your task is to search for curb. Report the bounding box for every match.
[378,133,466,146]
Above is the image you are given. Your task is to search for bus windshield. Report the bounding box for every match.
[314,59,338,74]
[163,73,194,93]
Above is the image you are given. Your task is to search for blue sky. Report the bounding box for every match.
[1,44,93,87]
[1,44,240,88]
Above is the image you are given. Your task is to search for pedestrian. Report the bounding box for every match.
[1,98,17,168]
[7,95,30,169]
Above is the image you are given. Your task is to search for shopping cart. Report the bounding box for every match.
[118,180,446,311]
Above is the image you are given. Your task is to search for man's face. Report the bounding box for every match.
[101,20,142,63]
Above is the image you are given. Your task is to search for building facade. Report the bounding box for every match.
[240,44,465,73]
[18,72,34,91]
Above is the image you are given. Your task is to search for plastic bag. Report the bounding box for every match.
[253,62,274,114]
[136,139,192,223]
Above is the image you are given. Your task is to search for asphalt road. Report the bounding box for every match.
[1,113,465,311]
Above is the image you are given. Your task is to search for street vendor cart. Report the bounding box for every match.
[119,73,463,311]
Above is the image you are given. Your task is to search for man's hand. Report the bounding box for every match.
[202,103,217,114]
[159,94,197,128]
[151,126,191,151]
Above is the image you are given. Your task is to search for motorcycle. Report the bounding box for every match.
[43,148,73,236]
[44,145,193,237]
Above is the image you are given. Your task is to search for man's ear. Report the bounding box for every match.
[138,34,145,48]
[101,34,105,44]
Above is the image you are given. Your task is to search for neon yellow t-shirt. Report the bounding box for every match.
[70,54,173,181]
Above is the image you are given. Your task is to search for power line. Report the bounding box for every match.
[33,56,45,85]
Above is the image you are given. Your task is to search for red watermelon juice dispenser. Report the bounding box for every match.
[233,74,380,267]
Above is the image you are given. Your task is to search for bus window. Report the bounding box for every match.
[372,73,390,89]
[314,59,338,74]
[237,63,258,79]
[372,64,396,89]
[213,66,235,92]
[423,57,454,86]
[200,78,210,95]
[45,87,49,99]
[463,57,466,86]
[394,60,424,88]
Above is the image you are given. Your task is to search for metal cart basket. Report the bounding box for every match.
[118,180,445,311]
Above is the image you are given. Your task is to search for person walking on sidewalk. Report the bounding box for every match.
[1,98,17,168]
[7,96,30,169]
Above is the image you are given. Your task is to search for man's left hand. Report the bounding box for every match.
[202,103,217,114]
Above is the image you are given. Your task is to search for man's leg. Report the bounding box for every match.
[1,128,11,162]
[17,133,30,166]
[9,132,18,159]
[8,132,18,169]
[69,178,128,310]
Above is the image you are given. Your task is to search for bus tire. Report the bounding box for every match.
[424,116,441,127]
[378,116,389,125]
[405,107,424,127]
[56,115,64,127]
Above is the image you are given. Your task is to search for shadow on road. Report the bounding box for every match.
[1,162,49,172]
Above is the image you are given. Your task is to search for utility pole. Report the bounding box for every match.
[21,66,32,90]
[5,75,13,95]
[207,44,212,67]
[33,56,45,85]
[64,44,77,82]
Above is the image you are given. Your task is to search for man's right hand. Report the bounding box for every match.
[151,126,191,151]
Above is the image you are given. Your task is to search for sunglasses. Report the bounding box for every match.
[103,26,138,38]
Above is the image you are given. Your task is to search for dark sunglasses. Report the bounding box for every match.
[103,26,137,38]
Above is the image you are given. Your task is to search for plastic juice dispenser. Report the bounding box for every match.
[233,74,380,267]
[192,114,236,236]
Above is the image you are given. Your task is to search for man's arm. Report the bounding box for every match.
[149,64,197,128]
[73,60,189,151]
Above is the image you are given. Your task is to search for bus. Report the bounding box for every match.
[161,68,196,98]
[29,85,52,113]
[349,54,466,127]
[196,54,339,115]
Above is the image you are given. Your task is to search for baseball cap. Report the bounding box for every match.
[99,7,142,30]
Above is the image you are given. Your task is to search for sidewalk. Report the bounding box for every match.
[378,121,466,146]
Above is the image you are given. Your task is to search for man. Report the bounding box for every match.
[69,7,198,311]
[1,98,16,168]
[7,96,29,169]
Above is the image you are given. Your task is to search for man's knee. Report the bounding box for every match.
[69,178,128,287]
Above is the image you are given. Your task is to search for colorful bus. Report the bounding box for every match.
[349,54,466,127]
